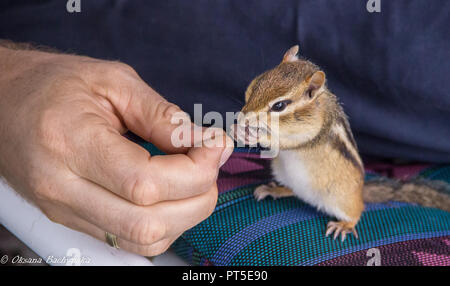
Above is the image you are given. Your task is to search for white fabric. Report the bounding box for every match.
[0,178,186,266]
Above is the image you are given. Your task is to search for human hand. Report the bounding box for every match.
[0,45,233,256]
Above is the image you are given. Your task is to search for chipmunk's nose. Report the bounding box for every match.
[231,123,251,139]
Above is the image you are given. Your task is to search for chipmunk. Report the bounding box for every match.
[234,45,450,241]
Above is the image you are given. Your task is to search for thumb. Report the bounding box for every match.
[187,128,235,169]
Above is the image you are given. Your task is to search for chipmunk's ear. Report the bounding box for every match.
[282,45,299,63]
[305,71,326,98]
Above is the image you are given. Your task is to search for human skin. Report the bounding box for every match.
[0,44,233,256]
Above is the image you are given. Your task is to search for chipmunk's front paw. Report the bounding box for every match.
[325,221,359,242]
[254,182,294,201]
[254,182,277,201]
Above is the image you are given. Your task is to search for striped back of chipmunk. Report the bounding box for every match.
[328,111,364,175]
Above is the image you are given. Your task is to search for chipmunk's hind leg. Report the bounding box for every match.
[254,182,294,201]
[326,221,358,242]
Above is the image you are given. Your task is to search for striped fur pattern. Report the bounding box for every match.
[239,46,365,239]
[238,45,450,240]
[364,177,450,212]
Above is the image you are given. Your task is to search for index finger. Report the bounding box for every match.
[68,121,233,206]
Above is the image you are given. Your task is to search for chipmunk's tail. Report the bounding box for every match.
[363,177,450,212]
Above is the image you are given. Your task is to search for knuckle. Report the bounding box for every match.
[128,215,166,245]
[41,208,60,224]
[32,178,59,203]
[116,62,136,74]
[155,100,182,121]
[108,61,137,78]
[141,241,171,257]
[122,174,158,206]
[141,100,182,140]
[33,185,49,202]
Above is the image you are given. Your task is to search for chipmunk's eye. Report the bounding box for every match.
[270,100,292,112]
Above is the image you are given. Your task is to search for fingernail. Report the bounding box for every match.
[219,136,234,168]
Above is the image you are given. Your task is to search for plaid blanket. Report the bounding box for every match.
[132,137,450,266]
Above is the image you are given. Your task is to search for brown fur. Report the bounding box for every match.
[296,140,365,221]
[364,177,450,212]
[243,61,319,113]
[237,45,450,240]
[240,47,365,229]
[254,183,294,201]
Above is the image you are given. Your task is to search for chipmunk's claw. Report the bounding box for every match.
[254,182,295,202]
[253,182,281,201]
[326,221,358,242]
[254,184,274,201]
